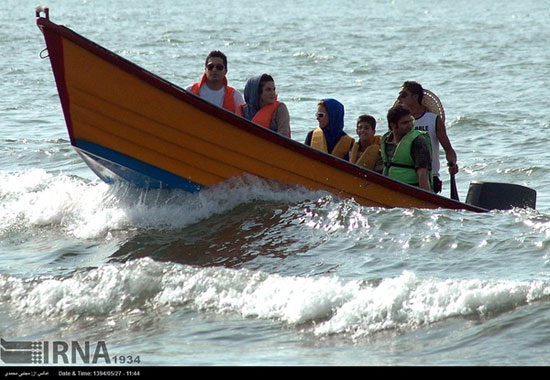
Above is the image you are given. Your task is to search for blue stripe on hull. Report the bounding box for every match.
[74,140,203,193]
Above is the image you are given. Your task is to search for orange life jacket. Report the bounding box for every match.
[237,101,291,137]
[190,73,236,112]
[252,101,279,129]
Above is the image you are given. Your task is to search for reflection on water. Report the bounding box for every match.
[109,201,306,268]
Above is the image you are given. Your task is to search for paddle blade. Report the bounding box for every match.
[450,175,459,201]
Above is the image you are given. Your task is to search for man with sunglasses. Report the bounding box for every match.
[187,51,244,113]
[396,81,458,194]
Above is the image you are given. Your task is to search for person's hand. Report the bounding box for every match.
[447,162,459,175]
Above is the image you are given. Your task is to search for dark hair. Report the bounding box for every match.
[402,81,423,104]
[205,50,228,69]
[387,104,411,128]
[259,73,274,94]
[357,114,376,131]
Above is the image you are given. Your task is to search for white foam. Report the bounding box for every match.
[313,271,550,338]
[156,266,359,324]
[3,259,550,337]
[1,259,165,319]
[0,170,327,239]
[0,169,126,239]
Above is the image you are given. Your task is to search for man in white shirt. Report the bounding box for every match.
[397,81,458,193]
[186,50,244,113]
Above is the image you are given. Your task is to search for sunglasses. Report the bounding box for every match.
[315,112,327,118]
[206,63,225,71]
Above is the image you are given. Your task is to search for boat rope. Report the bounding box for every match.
[39,48,49,59]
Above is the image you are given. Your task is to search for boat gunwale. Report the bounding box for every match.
[36,16,487,213]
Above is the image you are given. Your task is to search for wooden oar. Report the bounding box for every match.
[450,173,459,201]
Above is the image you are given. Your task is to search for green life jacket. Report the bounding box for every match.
[381,129,433,187]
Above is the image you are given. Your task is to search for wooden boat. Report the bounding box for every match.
[36,9,491,212]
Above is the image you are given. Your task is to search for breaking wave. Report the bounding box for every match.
[2,258,550,339]
[0,169,327,240]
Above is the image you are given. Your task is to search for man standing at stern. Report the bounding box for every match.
[397,81,458,193]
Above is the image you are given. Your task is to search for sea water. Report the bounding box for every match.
[1,0,550,366]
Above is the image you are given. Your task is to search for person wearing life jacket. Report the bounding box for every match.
[186,50,245,113]
[381,104,433,191]
[237,74,291,137]
[348,114,383,172]
[304,99,355,160]
[396,81,458,193]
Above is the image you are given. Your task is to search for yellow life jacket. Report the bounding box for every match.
[311,128,355,159]
[349,135,381,170]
